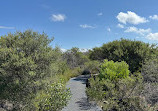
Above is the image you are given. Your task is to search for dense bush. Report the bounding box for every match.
[99,60,130,81]
[89,39,157,73]
[63,47,89,69]
[83,60,100,74]
[141,57,158,83]
[34,80,71,111]
[141,57,158,107]
[87,60,157,111]
[0,30,71,110]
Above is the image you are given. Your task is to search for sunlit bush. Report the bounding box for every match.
[34,80,71,111]
[99,60,130,81]
[86,60,157,111]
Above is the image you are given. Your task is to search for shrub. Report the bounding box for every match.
[141,57,158,107]
[34,80,71,111]
[141,57,158,83]
[83,60,100,75]
[86,60,157,111]
[89,39,157,73]
[0,30,71,110]
[99,60,130,81]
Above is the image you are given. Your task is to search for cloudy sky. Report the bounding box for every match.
[0,0,158,49]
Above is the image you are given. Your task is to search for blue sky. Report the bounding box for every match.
[1,0,158,50]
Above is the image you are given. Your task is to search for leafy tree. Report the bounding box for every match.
[83,60,100,74]
[0,30,71,110]
[89,39,157,73]
[63,47,89,69]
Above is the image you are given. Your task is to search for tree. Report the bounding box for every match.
[63,47,89,69]
[0,30,71,110]
[89,39,157,73]
[83,60,100,75]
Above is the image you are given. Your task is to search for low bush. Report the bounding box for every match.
[141,57,158,83]
[87,60,157,111]
[141,57,158,107]
[34,80,71,111]
[99,60,130,81]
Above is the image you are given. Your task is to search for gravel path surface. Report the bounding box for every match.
[62,75,102,111]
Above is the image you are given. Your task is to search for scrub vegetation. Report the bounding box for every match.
[87,39,158,111]
[0,30,158,111]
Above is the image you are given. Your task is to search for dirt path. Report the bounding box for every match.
[62,75,102,111]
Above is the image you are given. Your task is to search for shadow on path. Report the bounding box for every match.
[76,97,97,110]
[73,75,91,84]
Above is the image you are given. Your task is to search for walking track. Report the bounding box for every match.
[62,75,102,111]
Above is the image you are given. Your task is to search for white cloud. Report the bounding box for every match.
[107,28,111,32]
[149,15,158,20]
[50,14,66,22]
[117,11,148,25]
[125,26,151,35]
[97,12,103,16]
[117,24,124,28]
[146,33,158,41]
[80,24,95,29]
[0,26,15,29]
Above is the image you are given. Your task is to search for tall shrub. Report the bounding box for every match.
[90,39,157,73]
[0,30,70,110]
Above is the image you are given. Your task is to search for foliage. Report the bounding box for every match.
[0,30,71,110]
[34,80,71,111]
[63,47,89,69]
[99,60,130,81]
[141,57,158,83]
[83,60,100,74]
[89,39,157,73]
[87,60,157,111]
[141,57,158,107]
[142,83,158,106]
[1,30,158,111]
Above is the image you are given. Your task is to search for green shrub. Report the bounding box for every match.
[99,60,130,81]
[86,60,157,111]
[141,57,158,83]
[141,57,158,107]
[89,39,157,73]
[0,30,71,110]
[34,80,71,111]
[83,60,100,74]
